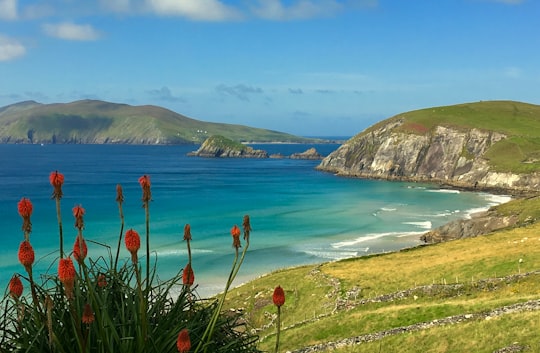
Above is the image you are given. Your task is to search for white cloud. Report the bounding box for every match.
[0,0,17,20]
[0,35,25,61]
[251,0,345,20]
[145,0,242,21]
[42,22,101,41]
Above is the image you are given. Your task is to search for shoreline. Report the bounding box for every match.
[196,191,514,298]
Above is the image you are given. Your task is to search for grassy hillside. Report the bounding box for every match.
[0,100,314,144]
[362,100,540,173]
[223,196,540,352]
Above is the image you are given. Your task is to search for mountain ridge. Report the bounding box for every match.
[0,99,315,144]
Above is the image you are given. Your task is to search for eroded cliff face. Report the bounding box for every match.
[317,120,540,194]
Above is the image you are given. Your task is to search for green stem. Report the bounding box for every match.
[275,306,281,353]
[114,202,125,271]
[55,198,64,258]
[196,240,250,353]
[134,262,147,344]
[144,203,150,293]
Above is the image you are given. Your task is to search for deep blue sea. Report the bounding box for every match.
[0,144,510,297]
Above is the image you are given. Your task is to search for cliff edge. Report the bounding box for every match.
[317,101,540,195]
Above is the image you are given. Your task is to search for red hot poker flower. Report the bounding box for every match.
[242,215,252,241]
[183,263,195,286]
[231,225,241,249]
[138,175,152,203]
[9,275,23,299]
[116,184,124,203]
[17,198,33,218]
[73,235,88,264]
[18,198,33,236]
[183,224,192,241]
[97,273,107,288]
[125,229,141,253]
[273,285,285,307]
[125,229,141,263]
[176,329,191,353]
[82,303,95,324]
[18,240,35,268]
[72,205,85,230]
[49,171,64,199]
[58,257,76,299]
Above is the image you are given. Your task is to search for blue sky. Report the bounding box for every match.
[0,0,539,136]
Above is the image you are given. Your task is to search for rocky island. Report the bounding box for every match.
[188,135,269,158]
[189,135,325,160]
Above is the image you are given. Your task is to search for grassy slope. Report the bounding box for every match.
[0,100,312,143]
[363,100,540,173]
[224,197,540,352]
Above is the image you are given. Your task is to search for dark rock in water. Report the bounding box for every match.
[290,148,323,160]
[188,135,268,158]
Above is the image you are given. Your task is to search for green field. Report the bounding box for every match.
[223,196,540,352]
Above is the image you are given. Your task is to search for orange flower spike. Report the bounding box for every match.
[183,224,192,241]
[49,170,64,199]
[273,285,285,307]
[231,224,241,249]
[82,303,95,324]
[18,240,35,269]
[58,257,76,299]
[17,197,33,218]
[9,274,23,299]
[138,174,152,203]
[116,184,124,203]
[73,235,88,264]
[97,273,107,288]
[176,329,191,353]
[125,229,141,263]
[72,205,85,230]
[18,197,33,236]
[242,214,251,241]
[182,263,195,286]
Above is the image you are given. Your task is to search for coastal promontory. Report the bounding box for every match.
[317,100,540,194]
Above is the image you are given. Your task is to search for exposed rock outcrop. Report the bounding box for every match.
[290,148,323,160]
[317,121,540,194]
[188,135,268,158]
[420,210,520,243]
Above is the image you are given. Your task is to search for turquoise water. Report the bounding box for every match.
[0,144,509,296]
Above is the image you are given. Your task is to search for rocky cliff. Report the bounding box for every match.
[317,104,540,194]
[188,135,268,158]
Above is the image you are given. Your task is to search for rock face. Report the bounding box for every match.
[290,148,323,160]
[420,210,520,243]
[317,120,540,194]
[188,135,268,158]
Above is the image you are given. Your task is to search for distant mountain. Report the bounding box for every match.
[317,100,540,194]
[0,100,314,144]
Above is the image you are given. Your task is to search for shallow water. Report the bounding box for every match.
[0,144,509,296]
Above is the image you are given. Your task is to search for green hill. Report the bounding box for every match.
[379,100,540,173]
[0,100,314,144]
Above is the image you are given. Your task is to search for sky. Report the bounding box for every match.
[0,0,539,137]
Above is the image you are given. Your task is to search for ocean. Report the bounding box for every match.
[0,144,510,297]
